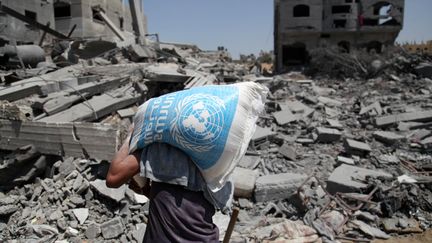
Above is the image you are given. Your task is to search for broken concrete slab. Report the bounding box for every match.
[0,205,19,216]
[38,76,131,115]
[0,65,83,101]
[325,106,339,118]
[316,127,342,143]
[238,155,261,169]
[360,101,382,116]
[90,179,126,203]
[407,129,431,142]
[337,156,355,165]
[375,110,432,127]
[382,218,423,234]
[0,120,120,161]
[273,109,297,125]
[373,131,404,145]
[351,220,390,239]
[132,223,146,243]
[72,208,89,225]
[327,164,392,193]
[376,154,400,164]
[254,173,308,202]
[281,100,314,118]
[252,126,277,141]
[326,119,343,129]
[318,96,342,107]
[117,108,136,118]
[279,144,297,161]
[145,63,191,83]
[232,167,258,198]
[100,217,124,239]
[85,223,101,240]
[40,86,140,123]
[344,139,372,155]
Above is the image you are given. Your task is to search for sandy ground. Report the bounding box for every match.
[372,229,432,243]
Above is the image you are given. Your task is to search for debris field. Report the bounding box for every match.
[1,39,432,243]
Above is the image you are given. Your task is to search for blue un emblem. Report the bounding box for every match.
[171,94,226,152]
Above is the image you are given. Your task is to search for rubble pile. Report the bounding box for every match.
[1,40,432,242]
[1,152,150,242]
[307,46,432,80]
[228,72,432,242]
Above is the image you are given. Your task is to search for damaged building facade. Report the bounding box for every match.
[274,0,405,72]
[0,0,147,44]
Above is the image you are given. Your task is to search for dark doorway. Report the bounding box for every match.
[282,43,308,65]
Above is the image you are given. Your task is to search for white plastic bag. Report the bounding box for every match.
[129,82,268,191]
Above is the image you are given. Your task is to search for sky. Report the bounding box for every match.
[143,0,432,58]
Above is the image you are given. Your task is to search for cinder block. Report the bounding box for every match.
[344,139,371,156]
[316,127,342,143]
[254,173,307,202]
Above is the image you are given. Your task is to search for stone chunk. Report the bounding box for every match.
[0,205,19,216]
[318,96,342,107]
[337,156,355,165]
[316,127,342,143]
[382,218,423,234]
[72,208,89,225]
[359,101,382,116]
[90,179,126,203]
[326,119,343,129]
[117,108,136,118]
[282,100,314,119]
[132,223,147,243]
[351,220,390,239]
[344,139,372,156]
[232,167,258,198]
[101,217,124,239]
[327,164,392,193]
[252,126,277,141]
[278,144,296,161]
[254,173,308,202]
[373,131,404,145]
[238,155,260,169]
[85,223,101,240]
[273,110,297,125]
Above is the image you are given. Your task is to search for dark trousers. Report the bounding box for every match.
[143,182,219,243]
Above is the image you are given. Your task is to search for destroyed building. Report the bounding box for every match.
[400,40,432,56]
[0,0,147,44]
[274,0,405,72]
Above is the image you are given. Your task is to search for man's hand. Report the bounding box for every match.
[106,126,141,188]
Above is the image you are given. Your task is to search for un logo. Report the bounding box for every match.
[170,94,226,153]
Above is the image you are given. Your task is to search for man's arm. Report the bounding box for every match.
[106,132,141,188]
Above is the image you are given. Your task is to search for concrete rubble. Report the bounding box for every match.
[1,7,432,243]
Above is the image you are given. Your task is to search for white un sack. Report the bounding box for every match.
[129,82,268,191]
